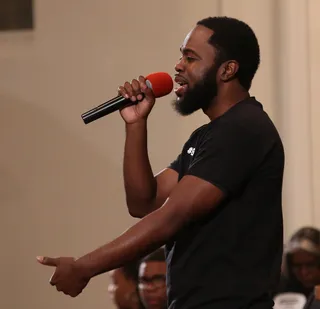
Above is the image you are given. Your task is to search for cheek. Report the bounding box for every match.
[308,269,320,279]
[315,269,320,280]
[114,286,131,308]
[292,269,302,279]
[108,285,123,307]
[112,284,124,299]
[293,268,313,280]
[150,287,167,300]
[186,63,209,87]
[157,286,167,298]
[112,286,122,304]
[139,288,147,301]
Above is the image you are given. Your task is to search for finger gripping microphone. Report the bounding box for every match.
[81,72,173,124]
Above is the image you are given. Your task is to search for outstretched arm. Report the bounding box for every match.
[38,175,224,297]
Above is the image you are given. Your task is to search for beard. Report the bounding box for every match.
[172,64,219,116]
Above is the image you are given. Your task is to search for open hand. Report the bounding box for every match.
[37,256,90,297]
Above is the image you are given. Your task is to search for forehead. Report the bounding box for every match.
[181,25,214,54]
[139,261,166,276]
[291,250,318,262]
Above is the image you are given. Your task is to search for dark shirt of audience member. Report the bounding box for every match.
[276,226,320,298]
[108,261,144,309]
[138,248,167,309]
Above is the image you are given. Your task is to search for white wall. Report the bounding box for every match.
[0,1,319,308]
[309,0,320,232]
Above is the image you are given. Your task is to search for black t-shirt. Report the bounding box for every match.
[166,97,284,309]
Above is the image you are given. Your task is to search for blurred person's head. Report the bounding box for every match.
[108,261,142,309]
[138,248,167,309]
[285,227,320,289]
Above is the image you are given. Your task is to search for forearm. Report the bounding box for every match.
[124,120,157,214]
[76,206,178,278]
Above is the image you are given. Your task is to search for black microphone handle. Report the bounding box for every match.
[81,94,122,118]
[81,80,152,124]
[81,96,135,124]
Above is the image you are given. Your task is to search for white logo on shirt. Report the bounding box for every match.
[187,147,195,156]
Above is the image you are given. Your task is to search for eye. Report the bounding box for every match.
[186,56,196,62]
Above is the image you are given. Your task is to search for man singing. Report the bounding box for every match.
[38,16,284,309]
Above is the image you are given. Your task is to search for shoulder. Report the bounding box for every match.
[212,97,281,140]
[181,123,210,148]
[226,97,276,130]
[188,123,209,140]
[198,98,284,161]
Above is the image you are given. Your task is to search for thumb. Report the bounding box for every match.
[37,256,59,267]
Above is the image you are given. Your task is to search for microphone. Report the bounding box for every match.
[81,72,174,124]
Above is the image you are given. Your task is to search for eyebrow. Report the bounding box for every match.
[139,274,166,280]
[180,46,201,59]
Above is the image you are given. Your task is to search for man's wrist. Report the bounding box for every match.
[125,119,147,131]
[75,255,100,279]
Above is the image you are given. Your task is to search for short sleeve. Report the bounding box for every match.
[186,120,274,196]
[168,154,181,174]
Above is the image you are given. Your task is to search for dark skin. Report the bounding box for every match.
[291,250,320,288]
[37,25,250,297]
[138,261,167,309]
[108,269,141,309]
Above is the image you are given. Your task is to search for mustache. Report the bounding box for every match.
[174,74,189,85]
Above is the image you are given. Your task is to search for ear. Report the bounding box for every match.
[219,60,239,82]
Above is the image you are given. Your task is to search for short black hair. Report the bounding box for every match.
[141,247,166,263]
[121,260,140,282]
[197,16,260,90]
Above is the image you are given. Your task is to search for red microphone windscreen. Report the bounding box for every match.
[146,72,174,98]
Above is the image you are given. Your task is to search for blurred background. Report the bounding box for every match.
[1,0,320,308]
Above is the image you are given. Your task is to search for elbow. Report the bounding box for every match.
[128,208,145,218]
[126,198,153,218]
[125,189,157,218]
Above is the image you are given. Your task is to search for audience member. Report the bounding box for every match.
[138,248,167,309]
[276,227,320,298]
[108,261,143,309]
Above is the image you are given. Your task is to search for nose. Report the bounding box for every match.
[143,284,157,292]
[175,57,184,73]
[300,266,310,278]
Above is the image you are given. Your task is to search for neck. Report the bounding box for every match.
[204,84,250,121]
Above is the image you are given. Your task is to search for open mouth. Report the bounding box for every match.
[174,76,189,98]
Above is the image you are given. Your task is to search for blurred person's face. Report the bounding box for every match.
[108,269,139,309]
[291,250,320,288]
[138,261,167,309]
